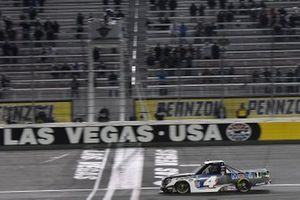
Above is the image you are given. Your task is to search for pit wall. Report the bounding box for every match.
[1,118,300,148]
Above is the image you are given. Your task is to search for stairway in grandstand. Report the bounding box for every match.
[143,0,300,97]
[0,0,131,121]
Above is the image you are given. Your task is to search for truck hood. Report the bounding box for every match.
[168,173,194,178]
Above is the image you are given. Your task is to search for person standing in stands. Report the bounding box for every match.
[34,27,44,47]
[236,103,249,118]
[190,3,198,17]
[71,75,80,98]
[202,42,212,59]
[211,42,220,59]
[108,72,118,96]
[93,47,100,62]
[10,43,18,63]
[103,0,109,5]
[169,0,177,17]
[179,23,187,43]
[2,41,11,63]
[199,4,206,16]
[207,0,216,9]
[114,0,121,5]
[219,0,226,9]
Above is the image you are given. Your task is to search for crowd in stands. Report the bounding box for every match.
[0,0,127,99]
[145,0,300,96]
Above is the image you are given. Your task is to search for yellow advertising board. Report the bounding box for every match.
[0,101,72,123]
[135,97,300,120]
[259,122,300,141]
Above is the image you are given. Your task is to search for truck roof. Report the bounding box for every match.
[204,160,225,164]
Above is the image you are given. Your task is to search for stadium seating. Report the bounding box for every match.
[144,0,300,97]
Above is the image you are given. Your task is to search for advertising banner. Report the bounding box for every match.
[0,101,72,123]
[135,97,300,120]
[0,122,260,146]
[259,122,300,141]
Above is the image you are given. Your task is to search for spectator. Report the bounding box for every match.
[22,27,31,40]
[77,13,84,25]
[207,0,216,9]
[7,28,17,41]
[34,18,43,29]
[154,43,162,61]
[219,0,226,9]
[272,23,282,35]
[214,103,226,119]
[1,74,10,89]
[259,0,266,8]
[286,69,295,93]
[211,42,220,59]
[169,0,177,16]
[40,48,46,62]
[103,0,108,5]
[23,0,30,6]
[46,29,55,41]
[108,72,118,96]
[71,76,80,98]
[2,41,11,63]
[34,27,44,46]
[146,53,156,67]
[96,61,107,78]
[28,6,37,20]
[227,2,234,10]
[190,3,197,16]
[76,25,84,39]
[52,21,60,33]
[154,103,166,120]
[275,69,282,93]
[114,0,121,5]
[263,68,272,93]
[163,44,171,58]
[116,10,125,18]
[202,42,212,59]
[0,29,4,41]
[157,0,166,10]
[93,47,100,62]
[194,21,204,36]
[204,23,216,36]
[259,10,269,27]
[217,11,225,28]
[51,64,60,78]
[169,22,177,37]
[157,69,168,95]
[10,43,18,63]
[236,103,249,118]
[44,18,53,32]
[169,0,177,10]
[199,4,206,16]
[3,16,13,31]
[226,11,234,22]
[179,22,187,37]
[38,0,45,7]
[97,108,110,122]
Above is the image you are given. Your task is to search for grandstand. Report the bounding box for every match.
[0,0,300,122]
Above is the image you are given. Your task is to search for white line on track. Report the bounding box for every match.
[41,153,69,164]
[1,184,300,194]
[86,149,110,200]
[103,148,144,200]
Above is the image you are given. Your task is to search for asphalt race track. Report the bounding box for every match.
[0,144,300,200]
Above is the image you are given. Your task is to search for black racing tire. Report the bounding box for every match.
[236,179,252,193]
[175,181,190,194]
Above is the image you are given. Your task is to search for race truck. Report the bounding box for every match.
[161,160,271,194]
